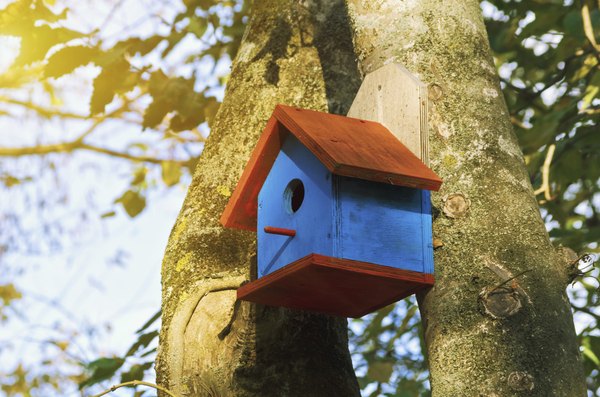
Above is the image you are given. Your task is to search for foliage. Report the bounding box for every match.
[484,0,600,253]
[482,2,600,395]
[0,0,246,395]
[0,0,598,396]
[78,310,160,393]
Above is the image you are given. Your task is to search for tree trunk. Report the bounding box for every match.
[156,1,361,396]
[346,0,586,395]
[158,0,587,396]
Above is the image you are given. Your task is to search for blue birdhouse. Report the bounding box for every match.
[221,105,442,317]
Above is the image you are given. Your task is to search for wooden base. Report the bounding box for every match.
[237,254,434,318]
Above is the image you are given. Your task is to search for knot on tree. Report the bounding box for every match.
[442,193,470,219]
[428,83,444,101]
[478,285,522,319]
[507,371,535,391]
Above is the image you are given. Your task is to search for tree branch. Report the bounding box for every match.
[79,143,183,164]
[0,140,188,164]
[0,93,189,164]
[581,0,600,57]
[0,92,143,123]
[0,96,91,120]
[533,144,556,201]
[89,380,180,397]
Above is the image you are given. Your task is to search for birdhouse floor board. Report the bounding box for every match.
[237,253,434,318]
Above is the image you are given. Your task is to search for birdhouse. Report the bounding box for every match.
[220,103,442,318]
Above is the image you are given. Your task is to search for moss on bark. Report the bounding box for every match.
[347,0,586,395]
[157,1,362,396]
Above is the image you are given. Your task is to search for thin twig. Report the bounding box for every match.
[0,96,89,120]
[533,143,556,201]
[510,116,529,130]
[581,0,600,55]
[490,269,533,292]
[0,141,188,165]
[89,380,180,397]
[79,143,185,164]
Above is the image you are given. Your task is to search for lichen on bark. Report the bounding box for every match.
[157,0,587,395]
[347,0,586,395]
[157,1,362,396]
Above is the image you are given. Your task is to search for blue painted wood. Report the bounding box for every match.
[257,136,334,277]
[257,137,434,279]
[333,176,433,274]
[420,190,434,274]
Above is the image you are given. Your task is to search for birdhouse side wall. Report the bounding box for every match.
[257,136,334,277]
[333,176,433,274]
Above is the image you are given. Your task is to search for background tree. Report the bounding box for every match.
[0,0,598,396]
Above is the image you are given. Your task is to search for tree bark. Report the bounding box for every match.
[346,1,586,395]
[156,1,361,396]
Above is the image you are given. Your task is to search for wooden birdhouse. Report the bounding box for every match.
[221,66,442,317]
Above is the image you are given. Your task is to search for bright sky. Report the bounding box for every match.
[0,0,223,395]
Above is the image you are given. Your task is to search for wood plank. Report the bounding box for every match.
[334,176,432,273]
[257,136,335,277]
[274,105,441,189]
[221,104,442,231]
[237,253,435,318]
[347,63,430,165]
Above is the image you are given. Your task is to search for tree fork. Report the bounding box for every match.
[157,1,361,396]
[347,0,586,395]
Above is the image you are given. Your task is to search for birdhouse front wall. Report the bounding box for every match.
[257,136,334,277]
[333,176,434,275]
[257,135,434,280]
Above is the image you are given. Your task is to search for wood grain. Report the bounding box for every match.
[237,253,435,318]
[347,63,430,165]
[273,105,441,189]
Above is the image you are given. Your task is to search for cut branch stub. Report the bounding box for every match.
[478,285,522,319]
[507,371,535,391]
[442,193,470,218]
[428,83,444,101]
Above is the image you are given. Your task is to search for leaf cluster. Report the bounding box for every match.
[78,310,161,393]
[485,0,600,253]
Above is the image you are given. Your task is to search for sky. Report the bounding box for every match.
[0,0,217,395]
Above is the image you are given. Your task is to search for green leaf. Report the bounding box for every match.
[169,94,205,131]
[0,1,67,36]
[14,25,84,66]
[142,98,171,129]
[148,70,170,96]
[161,31,186,58]
[204,97,220,127]
[44,46,99,78]
[367,359,394,383]
[116,36,164,56]
[581,73,600,110]
[1,174,32,188]
[563,10,585,40]
[0,283,22,306]
[161,161,182,186]
[125,331,159,357]
[188,17,208,39]
[582,344,600,367]
[135,310,161,334]
[115,190,146,218]
[79,357,125,389]
[90,59,131,115]
[131,167,147,186]
[120,362,153,383]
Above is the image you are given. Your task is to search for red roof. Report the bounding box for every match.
[221,105,442,231]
